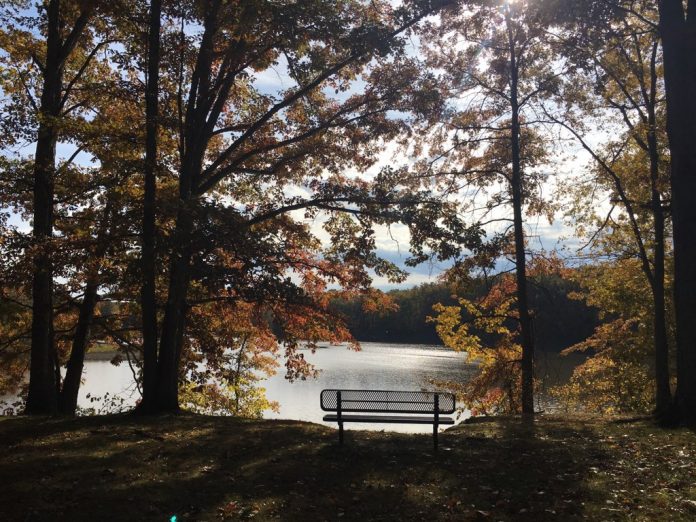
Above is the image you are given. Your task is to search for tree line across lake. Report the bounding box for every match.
[330,280,598,351]
[1,0,696,423]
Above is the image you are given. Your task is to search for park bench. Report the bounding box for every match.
[320,389,456,449]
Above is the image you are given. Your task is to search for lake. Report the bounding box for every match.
[3,342,475,432]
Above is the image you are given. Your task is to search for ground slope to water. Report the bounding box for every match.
[0,414,695,521]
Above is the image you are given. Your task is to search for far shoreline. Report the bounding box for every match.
[85,340,449,361]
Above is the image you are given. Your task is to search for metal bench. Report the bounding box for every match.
[320,389,456,449]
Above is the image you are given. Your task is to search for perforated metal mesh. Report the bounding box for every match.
[320,389,455,414]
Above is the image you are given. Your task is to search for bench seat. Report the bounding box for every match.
[323,414,455,424]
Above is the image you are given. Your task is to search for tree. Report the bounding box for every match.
[657,0,696,423]
[2,0,471,416]
[553,257,668,414]
[330,284,453,344]
[27,0,94,414]
[181,301,281,417]
[433,274,525,414]
[136,0,464,413]
[416,0,563,413]
[432,256,567,414]
[548,0,673,415]
[0,3,147,414]
[0,1,118,414]
[139,0,162,413]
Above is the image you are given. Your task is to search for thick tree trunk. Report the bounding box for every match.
[152,205,194,413]
[148,5,219,414]
[658,1,696,423]
[150,108,207,414]
[25,0,63,415]
[139,0,162,414]
[506,8,534,414]
[153,158,198,413]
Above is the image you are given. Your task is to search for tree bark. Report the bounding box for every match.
[139,0,162,414]
[658,0,696,423]
[153,132,200,414]
[506,6,535,414]
[650,198,671,418]
[58,280,99,415]
[25,0,63,415]
[153,204,194,413]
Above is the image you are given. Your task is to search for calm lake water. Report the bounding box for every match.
[2,342,475,433]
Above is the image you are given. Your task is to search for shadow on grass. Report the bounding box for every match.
[0,414,614,521]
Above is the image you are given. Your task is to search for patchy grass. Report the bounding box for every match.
[0,414,695,521]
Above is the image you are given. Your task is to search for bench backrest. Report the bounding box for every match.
[320,389,455,414]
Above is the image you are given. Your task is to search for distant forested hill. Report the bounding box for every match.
[330,279,599,352]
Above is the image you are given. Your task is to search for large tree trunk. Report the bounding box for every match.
[25,0,63,415]
[150,94,209,413]
[152,205,194,413]
[506,7,534,414]
[148,5,220,414]
[152,155,198,414]
[139,0,162,414]
[658,1,696,423]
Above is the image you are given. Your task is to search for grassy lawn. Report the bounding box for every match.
[0,414,695,521]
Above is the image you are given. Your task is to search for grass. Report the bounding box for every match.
[0,414,695,521]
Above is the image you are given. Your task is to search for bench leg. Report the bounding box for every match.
[339,422,344,445]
